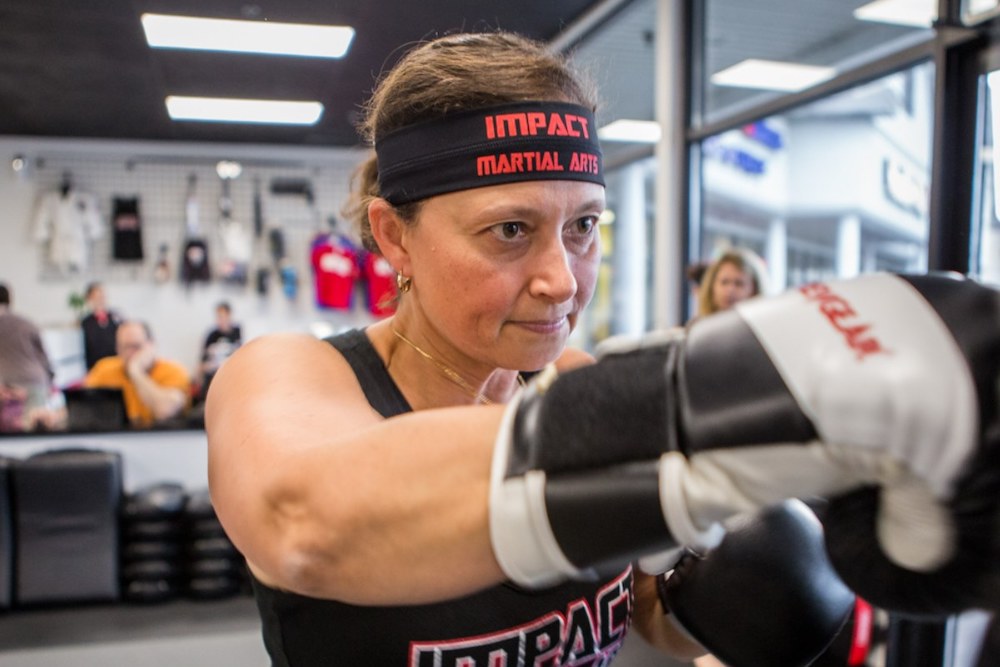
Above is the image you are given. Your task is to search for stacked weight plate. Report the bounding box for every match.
[184,488,246,599]
[120,482,187,603]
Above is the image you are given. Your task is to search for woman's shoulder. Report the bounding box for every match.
[222,331,352,383]
[208,331,374,416]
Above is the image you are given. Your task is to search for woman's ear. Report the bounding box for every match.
[368,198,410,276]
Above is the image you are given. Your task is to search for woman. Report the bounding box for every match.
[206,32,703,665]
[206,31,994,667]
[695,248,766,318]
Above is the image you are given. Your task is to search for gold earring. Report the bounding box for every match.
[396,273,412,294]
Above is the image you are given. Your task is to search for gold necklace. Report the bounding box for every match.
[391,328,524,405]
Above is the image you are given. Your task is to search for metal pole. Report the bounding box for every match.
[885,616,953,667]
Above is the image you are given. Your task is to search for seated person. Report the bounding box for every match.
[84,320,190,427]
[0,282,65,432]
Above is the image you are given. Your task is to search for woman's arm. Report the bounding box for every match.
[206,332,508,606]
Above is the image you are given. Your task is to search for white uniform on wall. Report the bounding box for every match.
[33,189,105,273]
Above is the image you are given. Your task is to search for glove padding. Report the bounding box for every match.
[662,500,854,667]
[817,274,1000,616]
[823,484,1000,617]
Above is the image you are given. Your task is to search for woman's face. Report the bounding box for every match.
[402,179,605,372]
[711,261,755,312]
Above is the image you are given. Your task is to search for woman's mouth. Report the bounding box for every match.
[511,317,568,335]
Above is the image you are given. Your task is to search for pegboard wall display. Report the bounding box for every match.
[27,152,368,306]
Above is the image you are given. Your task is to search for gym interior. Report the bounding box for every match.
[0,1,998,665]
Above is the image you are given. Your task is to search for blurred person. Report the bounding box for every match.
[80,281,122,370]
[198,301,242,401]
[85,320,190,427]
[684,259,711,308]
[695,248,766,319]
[0,282,64,431]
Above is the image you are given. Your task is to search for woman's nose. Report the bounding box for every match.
[530,242,577,302]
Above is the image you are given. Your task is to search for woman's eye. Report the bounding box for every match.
[571,216,598,236]
[492,222,524,240]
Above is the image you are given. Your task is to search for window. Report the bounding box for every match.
[696,63,934,295]
[699,0,934,126]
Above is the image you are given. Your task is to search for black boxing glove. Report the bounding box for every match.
[808,596,879,667]
[659,499,854,667]
[489,273,1000,611]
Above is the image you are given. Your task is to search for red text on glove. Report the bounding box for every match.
[799,282,888,361]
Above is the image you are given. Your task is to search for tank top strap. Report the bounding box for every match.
[324,329,412,418]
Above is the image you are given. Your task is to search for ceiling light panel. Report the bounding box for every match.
[853,0,935,28]
[711,59,836,93]
[166,96,325,125]
[142,13,355,58]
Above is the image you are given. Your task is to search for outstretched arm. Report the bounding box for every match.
[206,332,508,605]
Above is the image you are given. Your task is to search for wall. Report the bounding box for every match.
[0,136,379,384]
[0,430,209,492]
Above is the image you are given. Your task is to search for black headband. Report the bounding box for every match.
[375,101,604,205]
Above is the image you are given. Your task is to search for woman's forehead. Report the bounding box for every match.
[423,180,606,215]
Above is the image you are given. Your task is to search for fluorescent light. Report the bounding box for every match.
[166,96,324,125]
[711,59,836,92]
[598,119,662,143]
[142,13,355,58]
[853,0,935,27]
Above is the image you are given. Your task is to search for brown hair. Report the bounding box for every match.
[696,249,767,317]
[343,31,599,253]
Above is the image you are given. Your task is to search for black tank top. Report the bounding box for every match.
[251,329,634,666]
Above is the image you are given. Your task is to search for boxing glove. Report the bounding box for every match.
[818,273,1000,616]
[489,272,1000,614]
[659,499,855,667]
[808,596,879,667]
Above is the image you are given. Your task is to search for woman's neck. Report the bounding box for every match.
[371,318,521,410]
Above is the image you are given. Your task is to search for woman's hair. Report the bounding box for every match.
[696,248,767,317]
[343,31,599,252]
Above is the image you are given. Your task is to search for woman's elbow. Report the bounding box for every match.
[220,485,357,597]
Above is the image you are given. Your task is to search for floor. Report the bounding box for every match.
[0,595,689,666]
[0,597,269,667]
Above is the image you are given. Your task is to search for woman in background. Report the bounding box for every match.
[694,248,767,318]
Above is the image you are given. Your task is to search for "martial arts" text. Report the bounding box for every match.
[477,151,600,176]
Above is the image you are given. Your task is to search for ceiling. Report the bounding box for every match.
[0,0,932,152]
[0,0,616,148]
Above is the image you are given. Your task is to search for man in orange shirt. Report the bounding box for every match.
[85,320,190,427]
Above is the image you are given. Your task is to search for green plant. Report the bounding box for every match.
[67,291,85,319]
